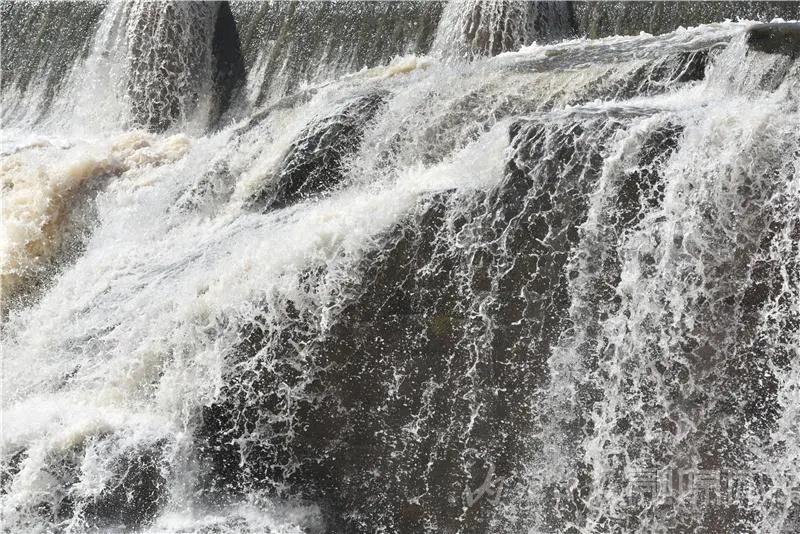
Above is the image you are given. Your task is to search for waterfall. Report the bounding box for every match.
[2,2,799,533]
[1,0,242,133]
[432,0,574,60]
[231,1,444,107]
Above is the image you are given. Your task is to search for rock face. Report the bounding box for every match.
[79,445,168,530]
[747,23,800,59]
[249,92,388,210]
[3,438,168,532]
[197,108,688,532]
[210,1,246,128]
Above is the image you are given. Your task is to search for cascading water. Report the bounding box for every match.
[432,0,573,59]
[1,2,799,533]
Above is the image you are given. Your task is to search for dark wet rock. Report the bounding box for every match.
[378,46,707,175]
[1,440,91,528]
[635,50,709,87]
[0,448,27,495]
[565,49,711,110]
[528,108,799,534]
[3,437,169,532]
[210,1,246,128]
[81,443,169,530]
[614,122,683,229]
[174,90,322,216]
[199,111,653,532]
[747,23,800,59]
[249,92,388,211]
[713,22,800,93]
[175,158,236,216]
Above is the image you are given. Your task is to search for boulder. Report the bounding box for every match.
[746,22,800,59]
[249,91,388,210]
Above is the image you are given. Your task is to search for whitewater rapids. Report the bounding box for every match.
[2,5,800,533]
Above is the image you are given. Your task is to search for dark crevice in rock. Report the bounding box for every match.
[210,1,246,129]
[248,92,388,211]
